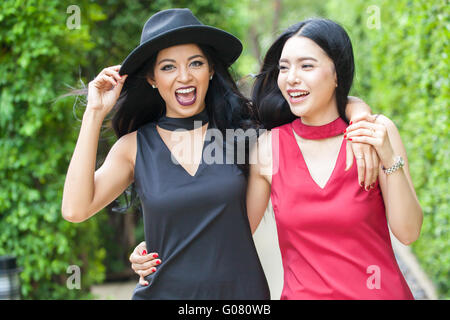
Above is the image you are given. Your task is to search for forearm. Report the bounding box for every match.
[61,109,104,222]
[383,167,423,245]
[247,175,270,234]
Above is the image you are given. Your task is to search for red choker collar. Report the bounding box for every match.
[292,117,348,140]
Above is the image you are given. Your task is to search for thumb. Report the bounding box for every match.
[139,276,148,286]
[345,140,353,171]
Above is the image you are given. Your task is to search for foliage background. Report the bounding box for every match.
[0,0,448,299]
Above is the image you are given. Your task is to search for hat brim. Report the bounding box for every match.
[119,25,243,76]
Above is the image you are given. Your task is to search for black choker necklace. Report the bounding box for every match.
[157,108,209,131]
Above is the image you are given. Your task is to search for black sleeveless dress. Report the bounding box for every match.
[131,121,270,300]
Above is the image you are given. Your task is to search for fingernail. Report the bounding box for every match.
[152,253,158,258]
[350,121,353,125]
[348,138,352,141]
[343,129,347,133]
[344,134,347,139]
[151,267,156,272]
[142,250,147,255]
[365,186,370,191]
[156,260,161,265]
[144,282,148,286]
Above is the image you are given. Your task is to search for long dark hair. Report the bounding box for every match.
[252,18,355,129]
[63,44,258,213]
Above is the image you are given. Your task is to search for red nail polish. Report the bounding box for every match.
[142,250,147,255]
[151,267,156,272]
[350,121,353,125]
[156,260,161,265]
[344,135,347,139]
[152,253,158,258]
[348,138,352,141]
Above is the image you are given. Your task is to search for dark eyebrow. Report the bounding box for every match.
[188,54,205,61]
[279,57,318,63]
[157,58,175,66]
[157,54,206,66]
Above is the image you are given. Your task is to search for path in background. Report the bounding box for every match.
[91,202,437,300]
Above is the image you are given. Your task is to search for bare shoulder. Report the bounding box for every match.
[376,114,396,128]
[111,130,137,169]
[376,114,401,138]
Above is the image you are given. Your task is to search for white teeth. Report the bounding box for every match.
[289,91,309,97]
[176,87,195,94]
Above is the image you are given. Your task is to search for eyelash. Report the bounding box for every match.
[278,64,314,71]
[191,60,204,67]
[160,60,205,71]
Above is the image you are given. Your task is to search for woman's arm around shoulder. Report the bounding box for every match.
[376,115,423,244]
[344,114,423,245]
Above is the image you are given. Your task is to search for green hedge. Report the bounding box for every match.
[325,0,449,298]
[0,0,108,299]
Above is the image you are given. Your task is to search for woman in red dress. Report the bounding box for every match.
[247,18,423,299]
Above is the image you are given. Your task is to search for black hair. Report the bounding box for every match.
[251,18,355,129]
[62,44,258,213]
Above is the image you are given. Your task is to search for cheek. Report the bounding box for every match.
[195,72,211,94]
[154,72,173,89]
[277,74,286,94]
[307,69,335,94]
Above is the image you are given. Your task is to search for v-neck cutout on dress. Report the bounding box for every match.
[291,125,345,190]
[155,123,209,178]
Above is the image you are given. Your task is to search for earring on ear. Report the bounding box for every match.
[209,75,213,80]
[152,84,157,89]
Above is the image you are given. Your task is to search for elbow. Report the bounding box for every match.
[399,238,414,246]
[394,208,424,246]
[399,238,417,246]
[61,207,87,223]
[398,228,421,246]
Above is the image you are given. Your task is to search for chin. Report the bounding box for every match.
[174,104,204,117]
[289,104,310,118]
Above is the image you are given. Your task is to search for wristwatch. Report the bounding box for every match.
[382,156,405,175]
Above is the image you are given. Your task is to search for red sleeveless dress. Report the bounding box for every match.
[270,117,413,300]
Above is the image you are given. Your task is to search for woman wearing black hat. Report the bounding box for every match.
[62,9,374,299]
[61,8,270,300]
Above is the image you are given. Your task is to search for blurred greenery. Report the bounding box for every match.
[0,0,448,299]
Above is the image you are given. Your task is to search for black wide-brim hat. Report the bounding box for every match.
[119,8,243,76]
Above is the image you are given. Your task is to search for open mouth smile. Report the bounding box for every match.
[287,89,310,104]
[175,86,197,106]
